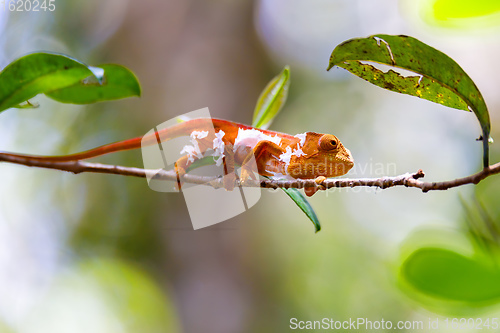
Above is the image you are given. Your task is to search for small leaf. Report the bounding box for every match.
[328,34,491,167]
[0,52,96,112]
[253,67,319,232]
[252,66,290,129]
[252,66,321,232]
[282,188,321,233]
[46,64,141,104]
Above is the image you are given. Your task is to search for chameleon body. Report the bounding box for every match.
[1,118,354,194]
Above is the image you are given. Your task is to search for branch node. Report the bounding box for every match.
[413,169,425,179]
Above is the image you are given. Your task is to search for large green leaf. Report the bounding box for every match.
[252,66,290,130]
[401,247,500,304]
[282,188,321,233]
[328,34,491,167]
[46,64,141,104]
[0,52,102,112]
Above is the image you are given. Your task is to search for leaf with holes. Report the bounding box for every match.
[328,34,491,167]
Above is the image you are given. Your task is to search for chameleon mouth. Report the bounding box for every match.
[340,148,354,166]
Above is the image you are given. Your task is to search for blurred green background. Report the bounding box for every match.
[1,0,500,332]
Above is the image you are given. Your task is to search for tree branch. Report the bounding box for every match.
[1,152,499,193]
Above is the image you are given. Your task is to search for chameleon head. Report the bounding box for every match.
[286,133,354,179]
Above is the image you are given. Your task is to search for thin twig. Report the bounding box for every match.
[1,152,499,193]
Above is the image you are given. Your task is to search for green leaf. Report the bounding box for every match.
[328,34,491,167]
[252,67,320,232]
[0,52,96,112]
[252,66,290,129]
[46,64,141,104]
[282,188,321,233]
[401,247,500,304]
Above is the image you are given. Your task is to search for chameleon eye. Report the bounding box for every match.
[319,134,339,150]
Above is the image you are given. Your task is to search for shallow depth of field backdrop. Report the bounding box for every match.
[1,1,500,332]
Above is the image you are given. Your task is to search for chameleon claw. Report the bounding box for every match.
[304,186,318,197]
[305,176,327,196]
[314,176,326,185]
[223,173,236,191]
[174,165,187,191]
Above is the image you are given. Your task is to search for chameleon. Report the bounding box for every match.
[0,118,354,195]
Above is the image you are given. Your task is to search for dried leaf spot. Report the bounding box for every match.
[385,82,395,90]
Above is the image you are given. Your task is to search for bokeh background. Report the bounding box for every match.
[1,0,500,332]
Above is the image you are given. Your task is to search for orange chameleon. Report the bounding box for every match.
[0,118,354,196]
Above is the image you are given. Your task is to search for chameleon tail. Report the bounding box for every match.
[0,118,243,163]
